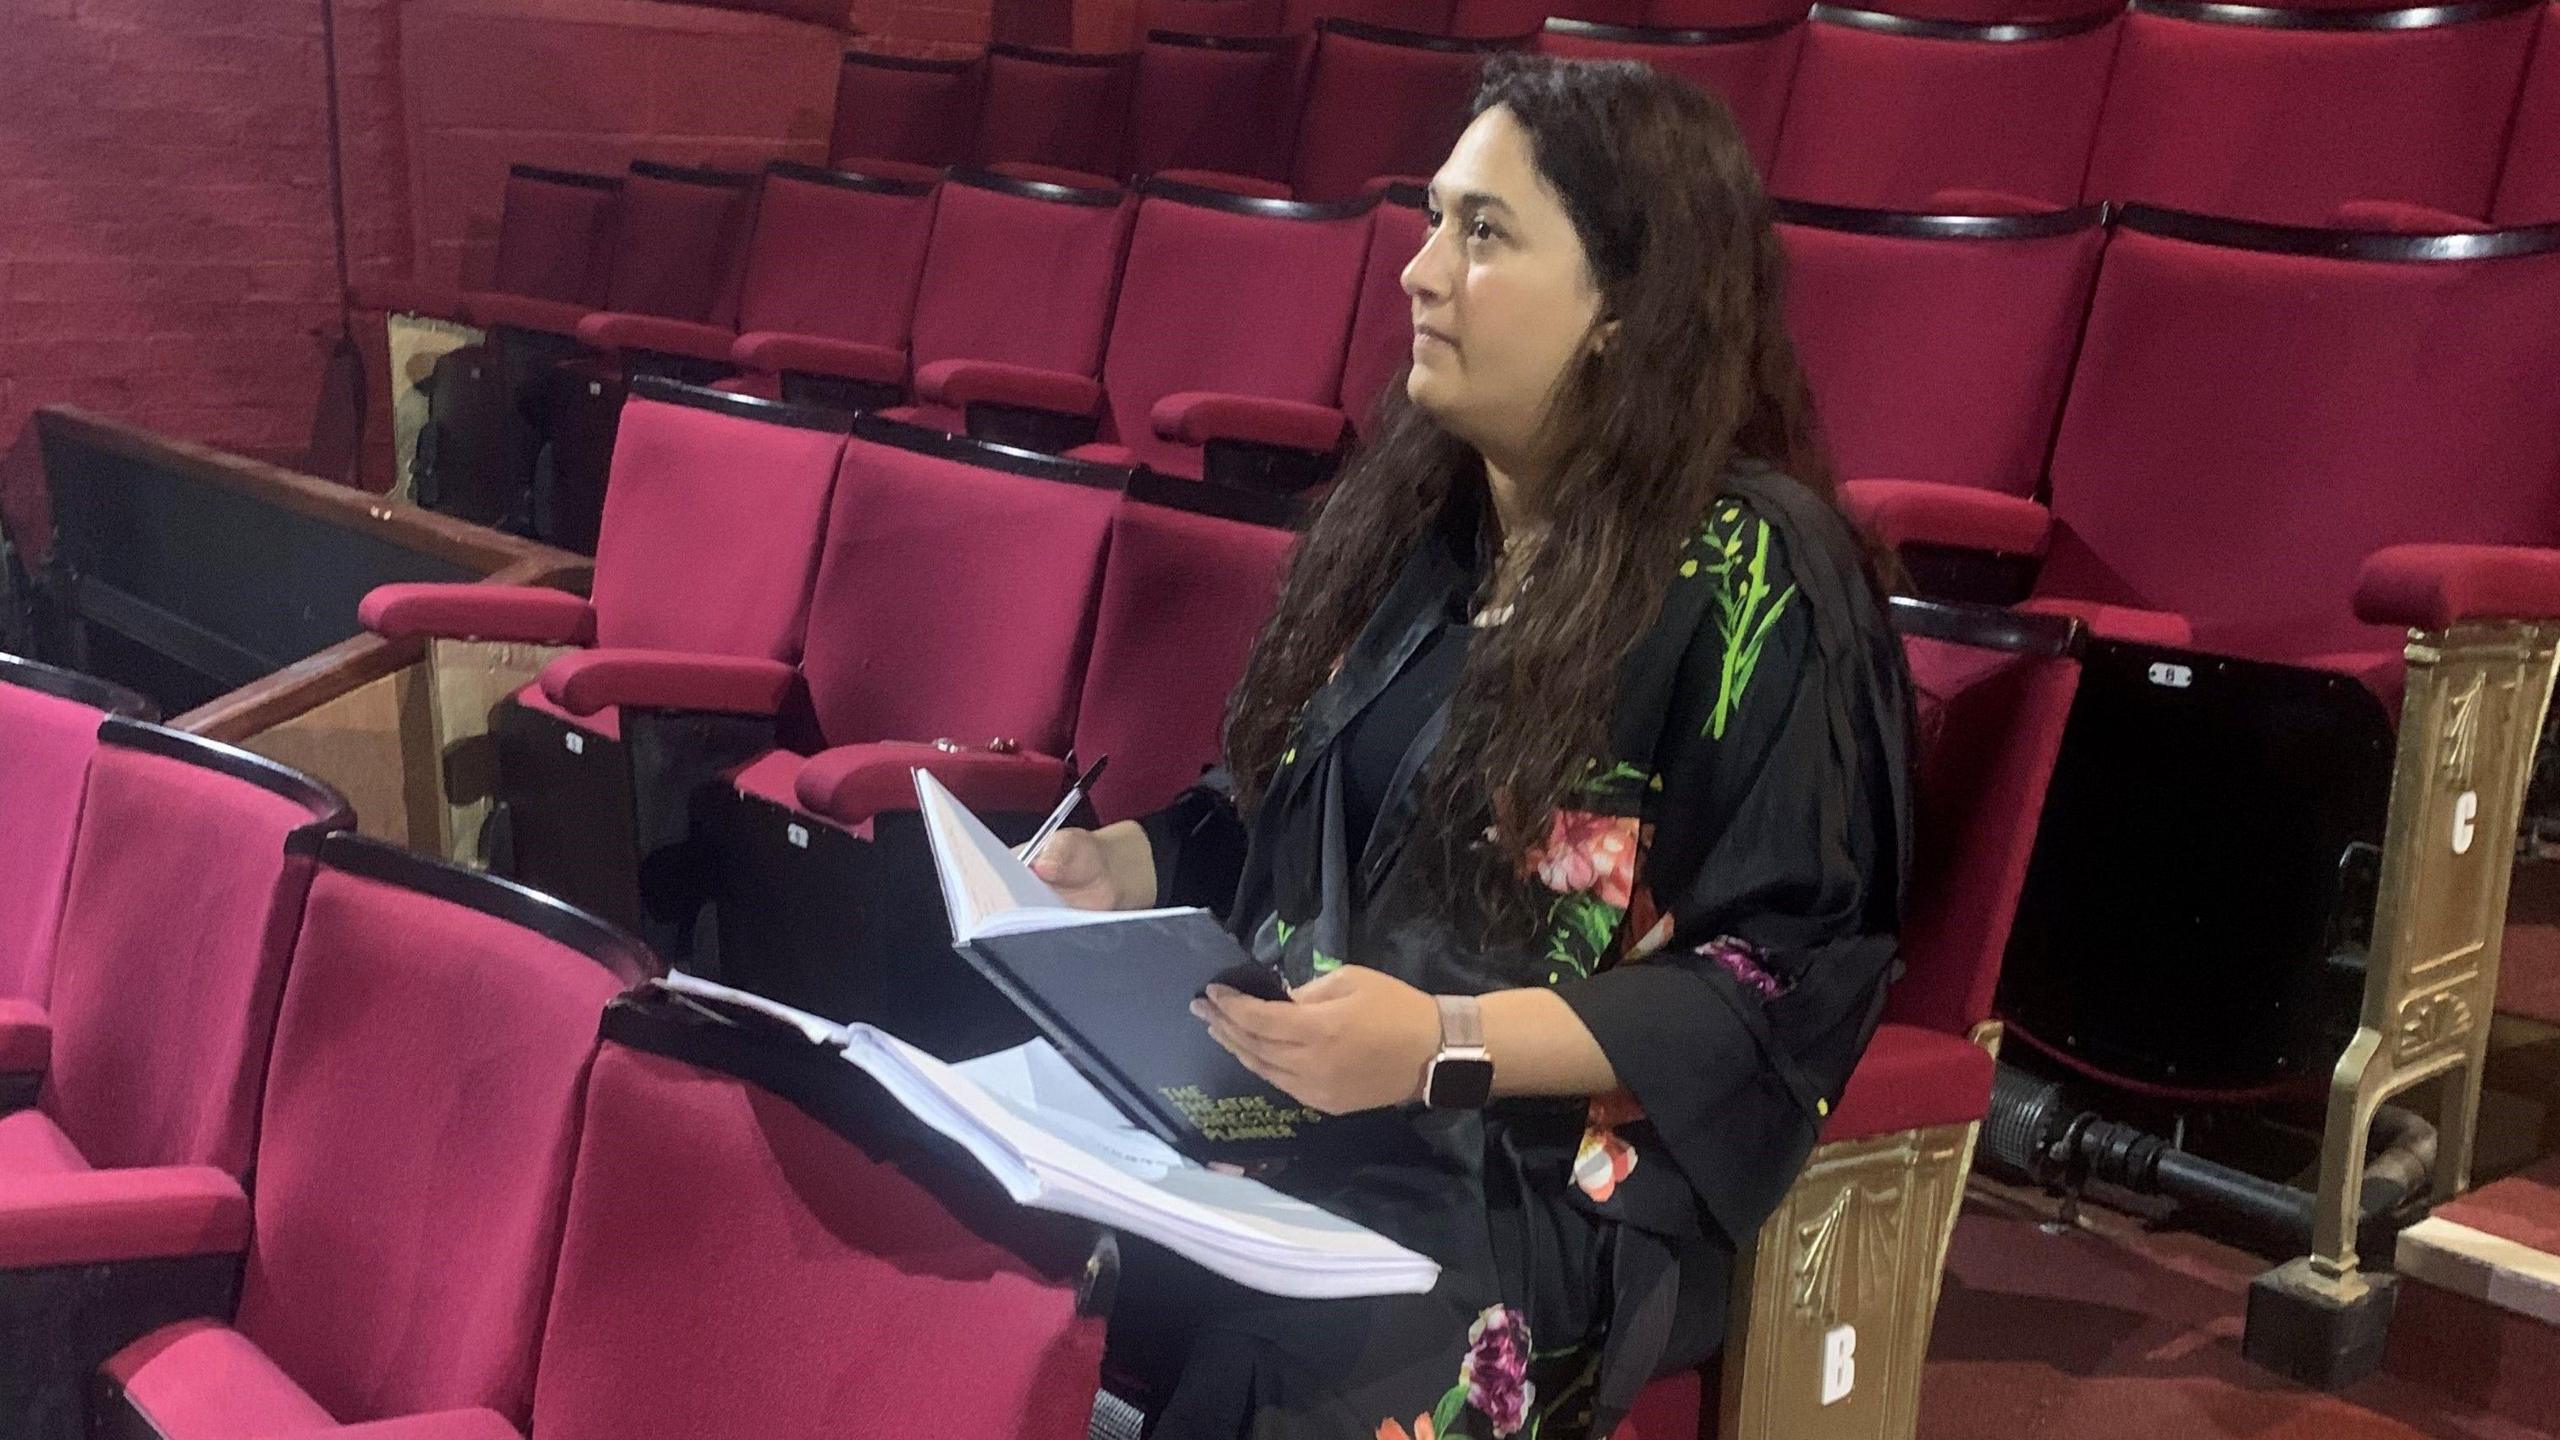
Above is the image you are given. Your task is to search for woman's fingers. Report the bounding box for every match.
[1197,987,1312,1049]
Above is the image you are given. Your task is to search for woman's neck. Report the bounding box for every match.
[1482,457,1547,553]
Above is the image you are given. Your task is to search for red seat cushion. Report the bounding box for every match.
[1819,1024,1996,1143]
[508,683,620,743]
[106,1319,337,1440]
[726,749,813,818]
[0,680,109,1002]
[1612,1368,1704,1438]
[0,996,52,1074]
[0,1107,88,1175]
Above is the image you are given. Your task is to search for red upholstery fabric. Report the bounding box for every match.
[2494,4,2560,223]
[2019,597,2192,649]
[729,332,908,383]
[0,1107,85,1174]
[1148,167,1298,199]
[724,748,806,815]
[281,1414,521,1440]
[2331,199,2495,232]
[1447,0,1552,37]
[2083,6,2540,225]
[44,740,332,1176]
[1148,0,1289,35]
[2302,649,2407,717]
[1818,1023,1997,1141]
[358,585,596,647]
[528,1042,1105,1439]
[1150,390,1349,451]
[488,167,620,309]
[0,679,106,1002]
[0,996,51,1074]
[508,683,621,743]
[1291,25,1491,201]
[1288,0,1454,30]
[584,391,846,659]
[1340,186,1424,433]
[570,312,734,364]
[1841,479,2052,557]
[1770,13,2121,211]
[730,166,940,365]
[794,741,1067,827]
[457,292,591,338]
[908,176,1135,394]
[1097,189,1373,472]
[535,649,799,719]
[598,165,755,326]
[1533,22,1802,171]
[1611,1367,1703,1439]
[1646,0,1818,24]
[792,433,1124,760]
[1128,33,1306,184]
[990,160,1125,191]
[107,1320,338,1440]
[831,52,982,169]
[2035,223,2560,662]
[0,1161,248,1269]
[1894,631,2080,1037]
[230,863,631,1427]
[2354,543,2560,631]
[978,46,1137,180]
[1787,218,2102,499]
[919,359,1108,415]
[1074,496,1296,821]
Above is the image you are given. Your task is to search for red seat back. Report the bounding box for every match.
[2036,209,2560,661]
[831,49,983,169]
[1098,185,1375,472]
[588,380,853,660]
[977,43,1139,181]
[1448,0,1555,36]
[41,723,348,1175]
[1289,0,1456,29]
[2494,2,2560,223]
[234,835,649,1426]
[1076,477,1298,821]
[531,1010,1104,1439]
[1771,9,2121,211]
[1779,203,2106,498]
[2084,2,2540,225]
[489,165,622,306]
[1127,30,1308,184]
[1646,0,1816,25]
[601,161,757,325]
[1147,0,1290,34]
[1291,22,1511,200]
[797,421,1126,757]
[1890,606,2083,1037]
[1533,18,1804,170]
[735,163,940,351]
[0,658,146,1003]
[911,171,1135,386]
[1340,182,1426,434]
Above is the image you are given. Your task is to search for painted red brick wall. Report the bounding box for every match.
[0,0,348,470]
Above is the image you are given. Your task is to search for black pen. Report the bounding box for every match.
[1019,754,1110,868]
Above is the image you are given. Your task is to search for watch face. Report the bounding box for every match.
[1426,1056,1494,1110]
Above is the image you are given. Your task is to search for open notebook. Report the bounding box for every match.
[656,972,1440,1300]
[915,769,1317,1164]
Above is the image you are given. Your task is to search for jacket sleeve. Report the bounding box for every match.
[1553,516,1908,1244]
[1135,769,1252,917]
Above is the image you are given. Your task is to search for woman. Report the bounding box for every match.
[1033,55,1911,1440]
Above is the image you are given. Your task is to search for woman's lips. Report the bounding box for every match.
[1414,323,1456,351]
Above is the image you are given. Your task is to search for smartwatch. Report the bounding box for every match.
[1423,994,1495,1109]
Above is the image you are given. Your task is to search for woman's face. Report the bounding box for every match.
[1402,105,1608,473]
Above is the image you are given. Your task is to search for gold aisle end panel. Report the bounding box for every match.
[422,637,576,867]
[1721,1121,1979,1440]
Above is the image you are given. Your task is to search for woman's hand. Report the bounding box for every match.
[1192,966,1441,1115]
[1026,821,1157,912]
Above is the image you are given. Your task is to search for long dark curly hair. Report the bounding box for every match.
[1224,54,1845,933]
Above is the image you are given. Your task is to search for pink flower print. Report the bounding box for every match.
[1527,810,1639,910]
[1574,1090,1645,1203]
[1460,1305,1537,1437]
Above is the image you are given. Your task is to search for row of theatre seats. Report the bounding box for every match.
[0,461,2092,1438]
[816,5,2560,221]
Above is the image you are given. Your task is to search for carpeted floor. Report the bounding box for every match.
[1918,1181,2544,1440]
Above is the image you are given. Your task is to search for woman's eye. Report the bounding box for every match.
[1468,218,1497,243]
[1424,208,1444,230]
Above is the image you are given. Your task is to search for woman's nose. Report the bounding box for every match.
[1401,226,1452,304]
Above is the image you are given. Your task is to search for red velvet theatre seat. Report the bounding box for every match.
[1778,200,2108,501]
[976,42,1139,184]
[2492,1,2560,223]
[829,47,984,171]
[0,722,347,1439]
[523,990,1107,1440]
[2082,0,2541,226]
[0,656,149,1007]
[1125,29,1308,193]
[1290,21,1515,201]
[1532,16,1806,172]
[464,161,755,342]
[91,834,651,1440]
[1769,5,2123,212]
[357,165,621,324]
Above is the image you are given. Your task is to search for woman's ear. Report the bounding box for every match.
[1591,318,1622,357]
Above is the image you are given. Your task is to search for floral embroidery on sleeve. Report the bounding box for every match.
[1572,1089,1645,1202]
[1692,504,1797,740]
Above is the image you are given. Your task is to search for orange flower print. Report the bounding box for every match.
[1527,810,1640,910]
[1574,1090,1647,1202]
[1377,1416,1436,1440]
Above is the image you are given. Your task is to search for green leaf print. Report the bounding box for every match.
[1431,1384,1469,1437]
[1573,760,1650,797]
[1310,949,1343,974]
[1540,892,1625,984]
[1704,515,1796,740]
[1273,917,1295,949]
